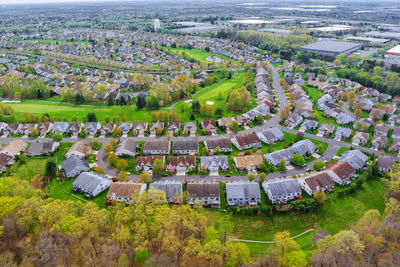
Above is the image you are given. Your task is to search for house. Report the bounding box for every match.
[149,181,182,203]
[285,113,303,128]
[115,139,137,157]
[262,179,301,204]
[336,113,356,125]
[85,122,101,136]
[200,156,229,172]
[167,155,196,173]
[1,140,28,157]
[369,108,385,121]
[119,123,133,135]
[389,114,400,126]
[62,156,90,178]
[335,127,352,140]
[299,172,335,196]
[100,124,115,136]
[143,140,170,155]
[352,131,369,145]
[318,124,335,136]
[135,156,165,171]
[172,139,199,154]
[374,124,389,137]
[264,149,294,166]
[107,182,147,204]
[377,157,396,172]
[354,119,373,130]
[339,150,368,170]
[27,140,59,156]
[18,123,37,136]
[326,161,356,186]
[65,140,91,158]
[289,140,316,158]
[204,138,232,153]
[371,135,388,149]
[133,121,148,135]
[166,121,181,133]
[256,127,284,144]
[72,172,112,198]
[300,119,319,131]
[226,181,261,206]
[231,133,261,150]
[4,124,22,135]
[391,138,400,153]
[392,127,400,139]
[0,153,14,172]
[233,153,263,171]
[66,122,82,136]
[0,122,8,134]
[217,117,236,130]
[201,118,217,134]
[234,114,250,127]
[37,122,52,136]
[187,182,220,208]
[183,122,197,135]
[150,121,165,135]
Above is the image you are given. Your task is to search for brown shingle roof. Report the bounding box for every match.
[167,155,196,167]
[187,183,220,198]
[328,161,355,181]
[234,133,260,147]
[107,182,145,199]
[136,156,164,168]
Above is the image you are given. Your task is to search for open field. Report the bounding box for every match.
[205,179,386,255]
[172,71,256,121]
[164,46,239,64]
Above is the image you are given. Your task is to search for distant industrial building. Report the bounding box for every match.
[299,40,363,56]
[311,25,356,33]
[154,19,161,31]
[364,31,400,40]
[344,36,390,44]
[386,45,400,57]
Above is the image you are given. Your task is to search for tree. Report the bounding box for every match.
[247,173,256,182]
[280,106,290,120]
[277,159,287,171]
[118,171,129,182]
[107,152,118,166]
[45,160,57,176]
[313,161,324,171]
[112,126,122,136]
[134,248,151,266]
[30,128,39,138]
[87,112,97,122]
[273,231,307,267]
[136,95,146,109]
[52,133,63,142]
[117,253,130,267]
[230,120,239,132]
[314,191,327,205]
[153,159,164,175]
[292,153,305,167]
[371,109,382,121]
[215,108,223,118]
[200,104,214,117]
[139,171,151,183]
[259,172,266,182]
[354,108,362,118]
[94,166,104,173]
[116,159,128,170]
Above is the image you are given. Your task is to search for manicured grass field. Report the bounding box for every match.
[164,46,238,64]
[205,179,386,255]
[8,100,154,122]
[172,71,257,121]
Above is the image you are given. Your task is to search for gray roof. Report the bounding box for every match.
[336,127,352,138]
[150,181,182,200]
[263,179,301,198]
[173,139,198,151]
[339,150,368,170]
[73,172,110,194]
[257,127,284,142]
[226,181,261,200]
[62,156,90,177]
[52,122,69,133]
[264,149,294,166]
[200,156,228,169]
[143,140,170,151]
[289,140,316,156]
[299,40,362,54]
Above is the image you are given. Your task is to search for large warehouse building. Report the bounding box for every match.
[299,40,363,56]
[386,45,400,57]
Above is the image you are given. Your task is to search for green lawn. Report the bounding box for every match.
[205,179,386,255]
[164,46,238,64]
[172,71,256,121]
[8,100,154,122]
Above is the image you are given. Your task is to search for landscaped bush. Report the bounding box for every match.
[291,198,317,211]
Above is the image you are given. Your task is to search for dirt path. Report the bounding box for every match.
[230,228,315,244]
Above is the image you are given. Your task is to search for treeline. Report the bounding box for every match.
[312,169,400,266]
[0,176,252,267]
[0,102,15,123]
[0,74,51,99]
[337,66,400,96]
